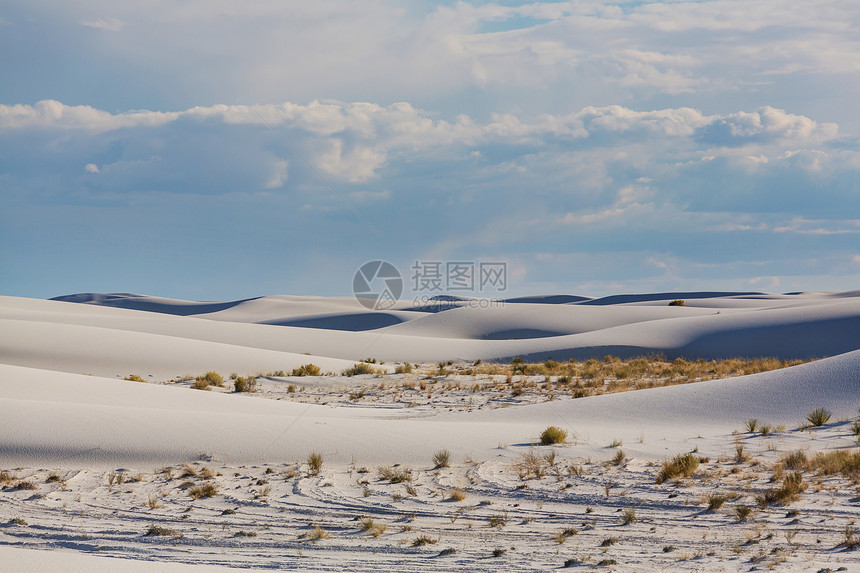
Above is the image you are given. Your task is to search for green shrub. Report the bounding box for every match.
[343,362,375,376]
[233,376,257,393]
[291,363,321,376]
[806,407,831,427]
[540,426,567,445]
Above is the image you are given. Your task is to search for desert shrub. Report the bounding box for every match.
[307,452,324,476]
[744,419,759,433]
[488,511,508,527]
[735,443,750,463]
[449,489,467,502]
[735,505,752,522]
[413,534,438,546]
[433,449,451,469]
[235,530,257,537]
[756,472,806,507]
[780,450,810,471]
[123,374,145,382]
[806,407,831,427]
[540,426,567,445]
[707,493,728,511]
[287,384,297,393]
[811,449,860,477]
[179,464,197,478]
[492,548,507,557]
[668,299,685,306]
[307,524,329,541]
[233,376,257,393]
[343,362,375,376]
[611,449,626,466]
[514,450,548,480]
[46,473,61,483]
[145,524,182,537]
[394,363,413,374]
[378,466,411,483]
[9,517,27,526]
[621,508,637,524]
[13,480,36,491]
[359,517,387,537]
[656,453,700,484]
[194,371,224,390]
[851,421,860,436]
[188,483,218,499]
[291,363,321,376]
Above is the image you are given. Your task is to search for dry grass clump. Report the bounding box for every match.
[307,524,329,541]
[291,363,321,376]
[620,508,637,524]
[540,426,567,445]
[810,449,860,477]
[12,480,37,491]
[735,504,752,522]
[514,450,558,480]
[378,466,412,483]
[488,511,508,527]
[756,472,806,507]
[359,517,387,537]
[433,449,451,469]
[188,483,218,499]
[394,363,413,374]
[656,453,700,484]
[307,452,324,476]
[145,524,182,537]
[412,534,439,546]
[780,450,810,471]
[0,471,15,484]
[806,407,831,427]
[706,493,728,511]
[449,488,467,502]
[123,374,146,382]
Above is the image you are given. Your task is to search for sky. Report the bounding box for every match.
[1,0,859,301]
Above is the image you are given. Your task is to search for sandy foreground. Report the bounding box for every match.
[1,291,859,571]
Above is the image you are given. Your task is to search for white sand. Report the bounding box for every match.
[1,291,859,571]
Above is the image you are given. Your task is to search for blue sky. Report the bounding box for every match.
[1,0,859,300]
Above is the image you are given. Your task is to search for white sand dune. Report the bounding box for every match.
[2,348,857,468]
[2,291,860,571]
[2,292,859,380]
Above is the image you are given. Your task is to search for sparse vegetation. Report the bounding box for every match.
[359,517,387,537]
[233,375,257,393]
[449,488,467,502]
[343,362,376,376]
[291,364,321,376]
[621,508,637,524]
[378,466,411,483]
[744,419,758,433]
[412,534,438,546]
[735,505,752,522]
[656,453,700,484]
[706,493,728,511]
[668,299,685,306]
[540,425,567,445]
[145,525,182,537]
[123,374,145,382]
[307,452,324,476]
[433,449,451,469]
[307,524,329,541]
[756,472,806,507]
[806,407,831,427]
[188,483,218,499]
[193,371,224,390]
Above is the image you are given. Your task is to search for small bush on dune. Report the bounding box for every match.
[668,299,685,306]
[806,407,831,427]
[620,508,637,524]
[449,489,467,502]
[188,483,218,499]
[735,504,752,522]
[433,449,451,469]
[146,524,182,537]
[123,374,145,382]
[307,524,329,541]
[343,362,376,377]
[193,371,224,390]
[307,452,324,476]
[291,363,321,376]
[811,449,860,477]
[395,363,413,374]
[378,466,412,483]
[706,493,728,511]
[756,472,806,507]
[780,450,810,471]
[540,426,567,445]
[656,453,700,484]
[744,419,759,433]
[233,376,257,393]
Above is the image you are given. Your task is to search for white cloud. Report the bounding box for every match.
[84,163,99,173]
[264,159,288,189]
[80,17,125,32]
